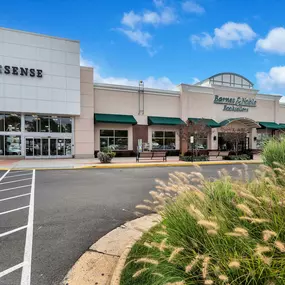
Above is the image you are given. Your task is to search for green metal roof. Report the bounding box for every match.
[259,122,281,129]
[188,118,220,128]
[148,116,186,126]
[94,113,137,125]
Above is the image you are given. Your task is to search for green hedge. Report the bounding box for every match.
[223,154,251,160]
[179,155,209,162]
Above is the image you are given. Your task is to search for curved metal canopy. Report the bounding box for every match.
[195,72,254,89]
[219,117,260,129]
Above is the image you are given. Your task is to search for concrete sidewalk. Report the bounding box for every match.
[0,155,262,170]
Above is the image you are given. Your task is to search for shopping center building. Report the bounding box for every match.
[1,27,285,159]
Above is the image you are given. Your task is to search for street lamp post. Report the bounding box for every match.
[190,135,194,162]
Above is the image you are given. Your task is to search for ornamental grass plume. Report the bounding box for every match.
[133,268,148,278]
[168,247,184,263]
[124,166,285,285]
[236,203,254,216]
[228,260,240,269]
[262,230,277,242]
[135,258,159,265]
[274,240,285,252]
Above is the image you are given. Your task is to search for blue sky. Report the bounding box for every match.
[1,0,285,95]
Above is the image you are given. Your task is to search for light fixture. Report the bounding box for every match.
[213,136,217,141]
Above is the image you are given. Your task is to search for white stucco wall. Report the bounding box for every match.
[0,27,80,115]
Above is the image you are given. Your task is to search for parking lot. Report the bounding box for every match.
[0,164,259,285]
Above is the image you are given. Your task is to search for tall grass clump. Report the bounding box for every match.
[121,166,285,285]
[262,135,285,168]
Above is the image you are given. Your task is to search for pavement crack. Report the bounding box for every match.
[87,248,120,257]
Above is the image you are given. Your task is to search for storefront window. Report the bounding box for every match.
[4,136,21,156]
[190,137,208,150]
[0,114,4,132]
[0,135,4,155]
[256,133,272,149]
[25,115,40,132]
[152,131,176,150]
[50,117,60,132]
[4,114,21,132]
[39,116,50,132]
[60,117,72,133]
[100,129,128,150]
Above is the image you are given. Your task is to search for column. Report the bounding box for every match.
[249,128,257,149]
[210,128,218,150]
[21,113,25,157]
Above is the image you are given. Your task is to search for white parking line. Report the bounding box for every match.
[4,173,33,179]
[0,262,24,278]
[0,170,10,182]
[0,205,29,216]
[0,178,32,185]
[21,169,35,285]
[0,225,28,238]
[0,185,32,193]
[0,193,31,202]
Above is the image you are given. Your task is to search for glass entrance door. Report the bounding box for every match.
[25,137,72,158]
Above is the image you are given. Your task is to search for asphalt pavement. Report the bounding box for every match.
[0,164,259,285]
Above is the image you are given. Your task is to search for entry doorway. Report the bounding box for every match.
[25,137,72,158]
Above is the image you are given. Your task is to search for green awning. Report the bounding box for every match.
[188,118,220,128]
[94,113,137,125]
[148,116,186,126]
[278,123,285,129]
[259,122,281,129]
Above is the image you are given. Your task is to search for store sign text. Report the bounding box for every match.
[214,95,256,112]
[0,65,43,78]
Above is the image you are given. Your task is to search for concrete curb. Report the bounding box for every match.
[80,160,262,169]
[62,214,160,285]
[0,160,262,171]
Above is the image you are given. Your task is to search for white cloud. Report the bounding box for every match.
[80,55,177,90]
[191,77,200,84]
[256,66,285,92]
[191,22,256,48]
[153,0,164,8]
[255,27,285,54]
[118,29,152,48]
[191,33,213,48]
[182,1,205,14]
[121,11,141,29]
[143,11,161,25]
[160,7,177,24]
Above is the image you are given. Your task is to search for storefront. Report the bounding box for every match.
[1,27,285,159]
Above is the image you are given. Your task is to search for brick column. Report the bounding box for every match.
[133,125,148,152]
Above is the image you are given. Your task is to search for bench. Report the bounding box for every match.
[208,150,230,159]
[136,151,167,162]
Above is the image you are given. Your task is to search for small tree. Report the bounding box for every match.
[179,120,210,156]
[219,127,247,155]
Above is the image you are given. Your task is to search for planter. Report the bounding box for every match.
[179,155,209,162]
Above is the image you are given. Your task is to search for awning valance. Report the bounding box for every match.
[219,118,260,128]
[259,122,281,129]
[94,113,137,125]
[188,118,220,128]
[148,116,186,126]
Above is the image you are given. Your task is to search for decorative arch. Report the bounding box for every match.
[219,117,260,129]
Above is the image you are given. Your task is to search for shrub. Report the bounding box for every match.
[97,147,115,163]
[179,155,209,162]
[223,154,251,160]
[121,166,285,285]
[262,135,285,168]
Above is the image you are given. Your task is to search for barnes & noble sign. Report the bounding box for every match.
[214,95,256,112]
